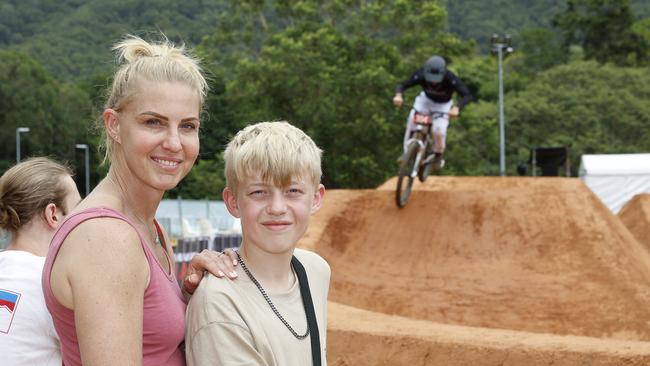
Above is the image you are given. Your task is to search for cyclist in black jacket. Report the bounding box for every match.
[393,55,473,168]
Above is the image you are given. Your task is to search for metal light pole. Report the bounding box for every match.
[16,127,30,162]
[75,144,90,196]
[491,34,514,176]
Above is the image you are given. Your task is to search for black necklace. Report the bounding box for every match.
[236,252,309,339]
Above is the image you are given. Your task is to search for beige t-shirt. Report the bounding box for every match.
[185,248,330,366]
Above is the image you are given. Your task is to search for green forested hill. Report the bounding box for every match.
[447,0,565,52]
[4,0,649,82]
[446,0,650,52]
[2,0,650,196]
[1,0,228,81]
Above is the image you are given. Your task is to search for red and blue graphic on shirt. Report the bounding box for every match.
[0,290,19,312]
[0,289,21,334]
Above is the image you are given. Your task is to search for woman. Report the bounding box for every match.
[42,35,235,366]
[0,157,81,366]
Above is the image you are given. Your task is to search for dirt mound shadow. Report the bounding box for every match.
[619,193,650,253]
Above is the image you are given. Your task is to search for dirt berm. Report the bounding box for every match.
[298,177,650,365]
[619,193,650,254]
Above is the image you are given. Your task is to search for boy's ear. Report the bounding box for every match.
[310,184,325,214]
[223,187,241,218]
[42,203,61,230]
[103,108,121,144]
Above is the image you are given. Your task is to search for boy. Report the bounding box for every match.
[185,121,329,365]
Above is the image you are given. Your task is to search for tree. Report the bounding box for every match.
[169,156,226,200]
[443,58,650,176]
[517,28,567,73]
[447,0,565,53]
[197,0,474,188]
[0,51,93,174]
[3,0,230,81]
[553,0,648,66]
[504,61,650,174]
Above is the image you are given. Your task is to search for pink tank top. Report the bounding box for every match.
[42,207,186,366]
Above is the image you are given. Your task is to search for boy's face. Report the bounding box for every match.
[223,174,325,256]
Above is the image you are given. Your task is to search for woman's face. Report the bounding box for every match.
[107,79,201,192]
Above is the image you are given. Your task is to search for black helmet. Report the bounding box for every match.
[423,56,446,83]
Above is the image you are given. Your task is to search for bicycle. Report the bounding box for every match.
[395,109,448,208]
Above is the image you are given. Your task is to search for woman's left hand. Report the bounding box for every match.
[182,248,238,299]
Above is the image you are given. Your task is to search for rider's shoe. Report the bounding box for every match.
[422,153,436,165]
[432,153,445,169]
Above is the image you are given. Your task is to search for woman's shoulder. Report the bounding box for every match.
[50,205,149,301]
[56,206,144,267]
[63,207,137,243]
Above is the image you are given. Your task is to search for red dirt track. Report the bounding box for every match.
[298,177,650,365]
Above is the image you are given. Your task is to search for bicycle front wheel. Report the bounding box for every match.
[396,142,419,208]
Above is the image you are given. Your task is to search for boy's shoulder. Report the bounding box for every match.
[195,272,239,298]
[293,248,330,278]
[294,247,327,263]
[186,273,247,327]
[188,273,242,313]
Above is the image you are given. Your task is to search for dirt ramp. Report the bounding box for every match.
[327,301,650,366]
[307,177,650,341]
[619,194,650,252]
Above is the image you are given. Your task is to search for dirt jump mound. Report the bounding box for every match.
[300,177,650,365]
[619,193,650,253]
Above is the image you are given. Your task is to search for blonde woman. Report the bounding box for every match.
[42,35,236,366]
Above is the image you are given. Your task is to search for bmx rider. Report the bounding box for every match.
[393,55,473,169]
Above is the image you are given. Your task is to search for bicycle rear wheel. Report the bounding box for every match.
[396,142,419,208]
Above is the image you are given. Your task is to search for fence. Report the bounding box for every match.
[173,233,243,285]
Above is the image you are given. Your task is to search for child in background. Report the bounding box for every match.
[0,157,81,366]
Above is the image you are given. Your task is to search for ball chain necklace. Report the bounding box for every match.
[236,251,309,339]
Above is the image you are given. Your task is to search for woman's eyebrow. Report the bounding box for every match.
[139,111,199,122]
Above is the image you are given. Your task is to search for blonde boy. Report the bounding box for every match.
[185,121,329,365]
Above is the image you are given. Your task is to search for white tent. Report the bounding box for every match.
[579,153,650,213]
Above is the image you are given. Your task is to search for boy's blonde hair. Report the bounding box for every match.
[0,157,73,234]
[101,34,208,164]
[224,121,322,193]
